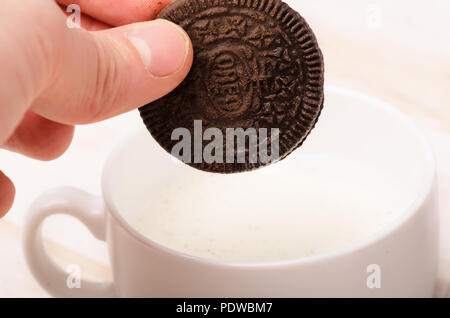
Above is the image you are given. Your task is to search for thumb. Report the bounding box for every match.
[32,18,193,124]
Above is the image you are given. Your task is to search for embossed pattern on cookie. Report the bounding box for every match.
[139,0,324,173]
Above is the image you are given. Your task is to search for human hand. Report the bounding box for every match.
[0,0,193,217]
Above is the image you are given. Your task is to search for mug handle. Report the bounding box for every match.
[22,187,116,297]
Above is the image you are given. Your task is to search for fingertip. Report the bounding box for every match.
[78,19,194,121]
[126,19,193,78]
[3,112,75,161]
[37,124,75,161]
[0,171,15,218]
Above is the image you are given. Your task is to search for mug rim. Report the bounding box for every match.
[101,85,436,269]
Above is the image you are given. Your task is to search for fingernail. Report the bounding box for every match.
[126,19,189,77]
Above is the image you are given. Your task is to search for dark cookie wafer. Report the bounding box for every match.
[139,0,324,173]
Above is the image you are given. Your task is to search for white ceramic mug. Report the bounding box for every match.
[23,86,438,297]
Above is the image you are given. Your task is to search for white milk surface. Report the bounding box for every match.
[130,152,412,263]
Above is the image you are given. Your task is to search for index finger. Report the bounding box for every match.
[55,0,174,26]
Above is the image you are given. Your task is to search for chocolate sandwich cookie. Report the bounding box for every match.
[139,0,324,173]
